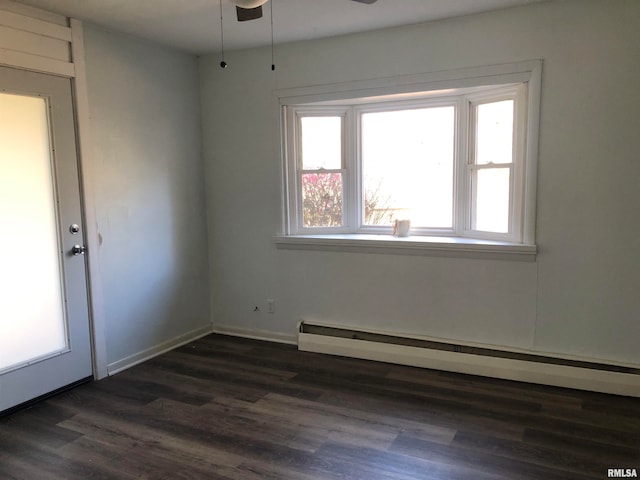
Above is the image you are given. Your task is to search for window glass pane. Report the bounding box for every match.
[0,93,67,371]
[301,172,343,227]
[475,168,510,233]
[300,116,342,170]
[362,106,455,228]
[476,100,514,165]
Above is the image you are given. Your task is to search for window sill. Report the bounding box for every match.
[274,234,537,261]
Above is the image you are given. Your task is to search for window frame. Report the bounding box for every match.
[292,106,350,234]
[279,61,541,250]
[354,97,460,237]
[463,85,528,242]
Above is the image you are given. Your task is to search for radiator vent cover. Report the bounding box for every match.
[298,321,640,397]
[300,323,639,375]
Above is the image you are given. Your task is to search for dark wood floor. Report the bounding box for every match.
[1,334,638,479]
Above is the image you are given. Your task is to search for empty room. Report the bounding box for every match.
[0,0,638,478]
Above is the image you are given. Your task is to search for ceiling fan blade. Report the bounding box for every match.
[351,0,378,4]
[236,5,263,21]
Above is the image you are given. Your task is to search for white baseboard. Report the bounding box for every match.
[211,325,297,345]
[107,325,214,375]
[298,332,640,397]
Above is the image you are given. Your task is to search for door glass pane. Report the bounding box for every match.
[300,116,342,170]
[301,172,343,227]
[474,167,510,233]
[362,106,455,228]
[0,92,67,372]
[476,100,514,165]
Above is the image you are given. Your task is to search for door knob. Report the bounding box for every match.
[71,245,86,256]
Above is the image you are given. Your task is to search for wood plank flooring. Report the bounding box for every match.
[1,334,638,479]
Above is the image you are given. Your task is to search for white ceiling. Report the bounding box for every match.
[16,0,547,55]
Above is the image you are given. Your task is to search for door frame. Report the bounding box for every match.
[69,19,108,379]
[0,7,108,380]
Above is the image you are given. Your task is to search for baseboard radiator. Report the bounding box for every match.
[297,322,640,397]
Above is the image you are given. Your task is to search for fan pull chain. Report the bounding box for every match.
[270,0,275,71]
[219,0,227,68]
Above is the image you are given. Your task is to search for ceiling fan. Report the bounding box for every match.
[231,0,378,22]
[219,0,377,69]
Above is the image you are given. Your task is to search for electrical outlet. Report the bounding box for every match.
[267,299,275,314]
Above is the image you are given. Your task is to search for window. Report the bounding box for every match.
[361,104,456,230]
[299,112,346,228]
[281,62,540,250]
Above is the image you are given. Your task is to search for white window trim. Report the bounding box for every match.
[275,234,536,261]
[277,60,541,257]
[289,106,352,235]
[463,85,527,242]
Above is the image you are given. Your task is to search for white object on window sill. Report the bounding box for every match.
[393,219,411,237]
[274,234,536,261]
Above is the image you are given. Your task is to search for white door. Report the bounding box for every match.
[0,66,93,413]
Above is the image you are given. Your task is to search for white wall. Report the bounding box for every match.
[200,0,640,366]
[83,25,210,367]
